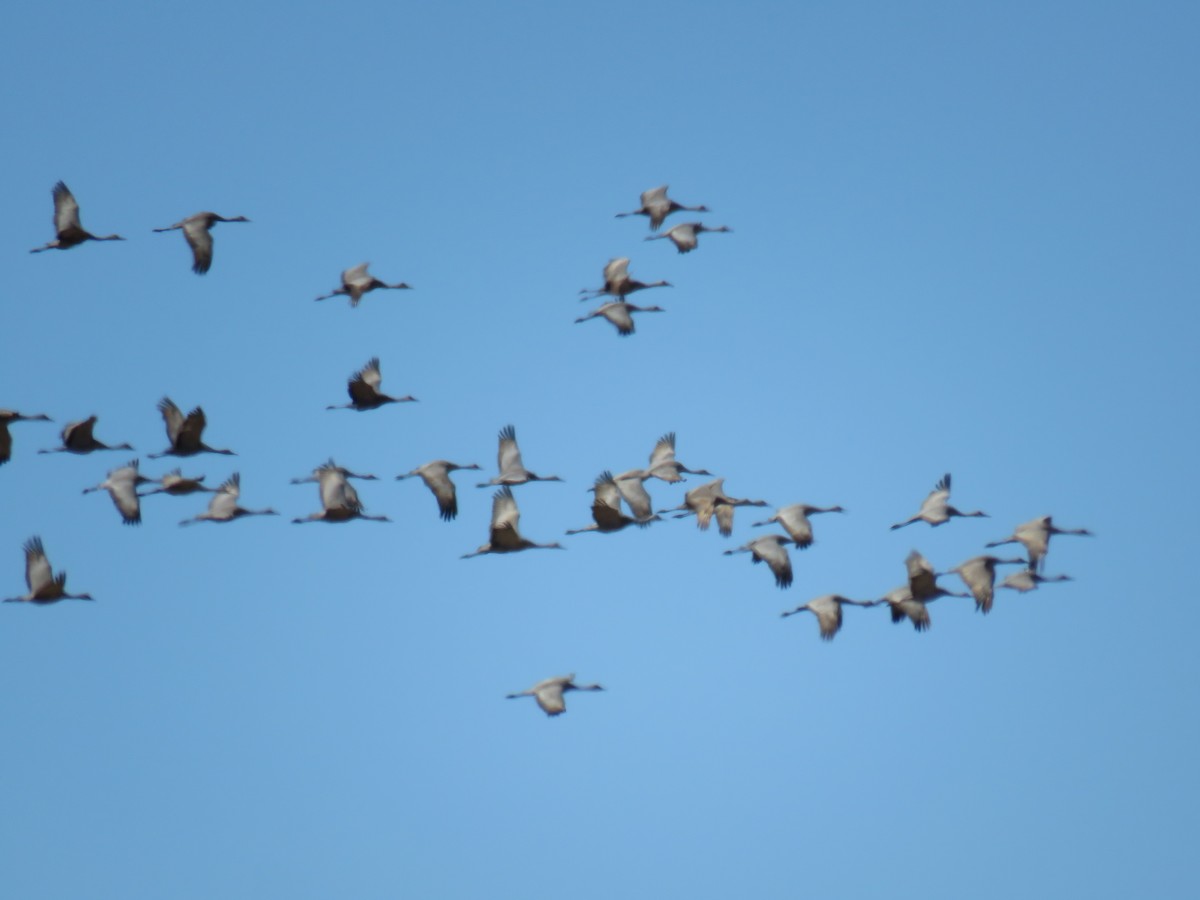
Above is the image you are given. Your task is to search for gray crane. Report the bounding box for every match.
[0,409,52,465]
[462,486,564,558]
[30,182,124,253]
[180,473,278,525]
[38,415,133,455]
[906,550,969,603]
[947,555,1027,614]
[150,397,235,458]
[579,257,671,304]
[986,515,1092,571]
[327,357,416,411]
[396,460,481,521]
[660,478,768,536]
[751,503,846,549]
[781,594,876,641]
[139,469,217,497]
[638,431,713,484]
[4,537,93,604]
[615,185,709,231]
[477,425,562,487]
[83,458,151,525]
[506,674,604,717]
[292,462,388,524]
[999,570,1073,593]
[644,222,732,254]
[153,211,250,274]
[612,470,658,522]
[574,301,665,336]
[891,473,988,529]
[724,534,794,588]
[315,263,412,307]
[566,471,660,535]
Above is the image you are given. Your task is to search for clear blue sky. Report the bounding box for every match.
[3,2,1198,898]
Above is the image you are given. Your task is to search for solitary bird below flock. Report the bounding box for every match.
[180,473,278,525]
[82,458,150,525]
[4,537,93,604]
[644,222,732,254]
[574,301,664,336]
[30,181,124,253]
[986,515,1092,572]
[891,473,988,529]
[315,263,412,307]
[326,357,416,411]
[751,503,846,549]
[150,398,235,458]
[0,410,52,465]
[724,534,794,588]
[477,425,562,487]
[153,211,250,274]
[506,674,604,717]
[39,416,133,455]
[781,594,877,641]
[395,460,481,521]
[579,257,670,304]
[615,185,709,231]
[461,486,564,558]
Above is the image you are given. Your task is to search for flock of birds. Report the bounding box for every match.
[5,181,1092,717]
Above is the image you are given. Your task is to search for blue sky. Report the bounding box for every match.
[2,2,1198,897]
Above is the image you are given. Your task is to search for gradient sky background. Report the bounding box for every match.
[3,2,1198,898]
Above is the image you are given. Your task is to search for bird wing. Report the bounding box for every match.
[206,475,240,519]
[715,502,736,537]
[754,537,793,588]
[52,181,81,234]
[777,506,815,547]
[348,359,383,405]
[358,358,383,392]
[809,596,843,640]
[649,432,677,468]
[668,224,698,252]
[419,465,458,521]
[953,557,995,610]
[342,263,371,287]
[603,257,631,289]
[158,397,185,444]
[906,550,939,600]
[0,422,11,464]
[23,537,53,593]
[108,468,143,524]
[614,473,654,520]
[63,417,96,449]
[177,406,208,452]
[917,475,951,518]
[601,303,635,335]
[496,425,524,477]
[532,678,570,716]
[641,186,670,229]
[181,217,215,274]
[489,487,521,547]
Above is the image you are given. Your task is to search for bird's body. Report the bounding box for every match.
[462,486,564,558]
[83,458,150,525]
[181,473,277,525]
[986,515,1092,572]
[615,185,709,230]
[315,263,412,307]
[948,555,1027,614]
[999,569,1073,593]
[292,462,388,524]
[153,211,250,274]
[39,415,133,455]
[781,594,876,640]
[396,460,481,521]
[724,534,794,588]
[151,398,235,458]
[478,425,562,487]
[327,357,416,411]
[30,182,124,253]
[644,221,731,253]
[751,503,845,549]
[0,410,53,465]
[579,257,671,304]
[139,469,216,497]
[566,471,660,535]
[4,537,93,604]
[574,301,664,336]
[891,473,988,529]
[506,674,603,716]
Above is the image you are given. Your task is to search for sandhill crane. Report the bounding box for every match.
[180,473,278,525]
[566,471,660,535]
[315,263,412,307]
[659,478,768,536]
[396,460,481,521]
[906,550,969,603]
[781,594,876,640]
[4,537,93,604]
[877,585,932,632]
[505,674,603,716]
[139,469,217,497]
[947,555,1027,614]
[751,503,846,549]
[153,211,250,274]
[292,462,388,524]
[999,570,1073,593]
[579,258,671,304]
[644,222,732,254]
[38,416,133,455]
[0,410,52,465]
[30,182,124,253]
[612,470,658,522]
[891,473,988,529]
[574,301,665,336]
[82,458,150,525]
[150,397,235,458]
[640,432,713,484]
[462,486,564,558]
[327,357,416,411]
[724,534,794,588]
[986,515,1093,572]
[477,425,562,487]
[615,186,709,230]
